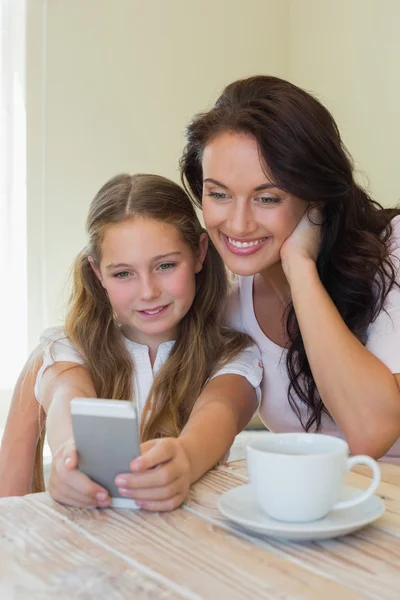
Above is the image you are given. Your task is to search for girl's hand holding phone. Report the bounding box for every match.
[115,438,192,512]
[49,438,111,508]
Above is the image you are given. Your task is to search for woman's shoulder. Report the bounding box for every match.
[225,274,257,333]
[381,215,400,276]
[226,275,246,330]
[388,215,400,252]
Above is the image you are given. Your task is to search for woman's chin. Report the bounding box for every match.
[226,266,262,277]
[223,254,280,277]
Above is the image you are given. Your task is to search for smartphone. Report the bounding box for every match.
[70,398,141,509]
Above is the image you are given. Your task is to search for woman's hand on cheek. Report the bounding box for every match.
[280,206,322,281]
[115,438,192,512]
[49,438,111,508]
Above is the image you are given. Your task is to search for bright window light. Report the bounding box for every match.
[0,0,27,391]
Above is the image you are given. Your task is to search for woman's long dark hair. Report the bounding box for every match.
[180,75,400,431]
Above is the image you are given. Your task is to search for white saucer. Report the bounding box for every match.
[218,484,385,541]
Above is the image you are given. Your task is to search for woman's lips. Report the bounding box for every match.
[223,234,269,256]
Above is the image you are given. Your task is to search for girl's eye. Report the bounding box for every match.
[257,196,280,205]
[114,271,130,279]
[158,262,176,271]
[207,191,230,200]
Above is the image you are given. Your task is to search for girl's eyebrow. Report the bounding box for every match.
[105,252,182,270]
[152,251,182,262]
[105,262,132,270]
[203,178,276,192]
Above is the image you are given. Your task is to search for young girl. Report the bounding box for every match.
[181,74,400,462]
[0,173,262,509]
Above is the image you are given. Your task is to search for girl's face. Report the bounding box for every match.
[91,217,207,346]
[201,131,307,277]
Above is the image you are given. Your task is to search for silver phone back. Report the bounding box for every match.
[71,399,140,499]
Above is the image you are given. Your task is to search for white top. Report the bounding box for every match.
[34,328,263,424]
[228,216,400,463]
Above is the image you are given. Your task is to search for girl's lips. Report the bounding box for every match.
[137,304,170,318]
[222,234,269,256]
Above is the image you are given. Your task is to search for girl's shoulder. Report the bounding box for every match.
[39,326,68,344]
[38,326,85,364]
[34,327,85,403]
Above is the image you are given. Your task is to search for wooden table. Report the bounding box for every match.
[0,460,399,599]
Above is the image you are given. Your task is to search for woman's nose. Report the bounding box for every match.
[229,202,256,237]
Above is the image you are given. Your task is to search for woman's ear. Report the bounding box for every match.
[88,256,105,287]
[194,233,209,273]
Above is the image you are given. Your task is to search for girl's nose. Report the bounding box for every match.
[140,276,160,301]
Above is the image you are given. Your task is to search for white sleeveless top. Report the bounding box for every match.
[228,216,400,463]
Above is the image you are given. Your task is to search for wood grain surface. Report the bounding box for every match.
[0,461,398,599]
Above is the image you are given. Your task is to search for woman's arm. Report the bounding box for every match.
[282,213,400,458]
[289,260,400,457]
[114,374,258,511]
[0,348,44,497]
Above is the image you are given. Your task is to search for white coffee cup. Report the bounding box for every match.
[246,433,381,523]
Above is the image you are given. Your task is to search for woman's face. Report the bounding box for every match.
[201,131,307,277]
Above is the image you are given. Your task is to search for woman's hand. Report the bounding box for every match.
[48,438,111,508]
[115,438,192,512]
[280,206,322,281]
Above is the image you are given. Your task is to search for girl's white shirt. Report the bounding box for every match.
[34,329,263,424]
[227,215,400,463]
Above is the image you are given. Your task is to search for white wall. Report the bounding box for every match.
[2,0,398,424]
[26,0,289,348]
[27,0,400,350]
[288,0,400,208]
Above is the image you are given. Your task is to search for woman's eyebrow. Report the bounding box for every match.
[203,178,277,192]
[254,183,277,192]
[203,178,228,188]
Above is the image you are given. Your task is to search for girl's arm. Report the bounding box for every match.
[282,212,400,458]
[0,349,44,497]
[114,374,258,511]
[178,373,257,481]
[41,362,111,507]
[48,367,256,510]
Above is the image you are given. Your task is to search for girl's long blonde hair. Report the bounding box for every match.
[33,174,250,490]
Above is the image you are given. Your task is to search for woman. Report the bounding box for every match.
[180,75,400,461]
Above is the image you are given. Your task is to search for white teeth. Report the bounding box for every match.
[228,237,266,248]
[143,307,164,315]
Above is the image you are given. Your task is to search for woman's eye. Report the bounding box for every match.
[114,271,130,279]
[158,262,176,271]
[257,196,280,205]
[208,191,229,200]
